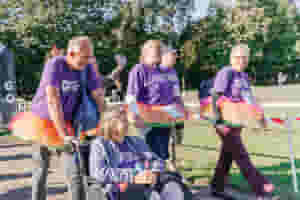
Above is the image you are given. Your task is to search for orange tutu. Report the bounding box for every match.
[200,96,265,128]
[124,102,189,127]
[9,112,101,148]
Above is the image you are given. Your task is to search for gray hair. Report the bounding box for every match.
[230,43,250,58]
[67,36,94,54]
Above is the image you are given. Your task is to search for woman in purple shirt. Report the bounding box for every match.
[126,40,183,165]
[211,44,274,200]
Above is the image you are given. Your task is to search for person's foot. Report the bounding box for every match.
[211,191,236,200]
[210,187,236,200]
[166,160,177,172]
[255,184,275,200]
[263,183,275,193]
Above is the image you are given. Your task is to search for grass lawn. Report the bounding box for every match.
[175,107,300,199]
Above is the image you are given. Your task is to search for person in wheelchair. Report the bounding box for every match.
[89,108,192,200]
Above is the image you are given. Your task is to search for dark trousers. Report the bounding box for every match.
[146,127,171,161]
[211,128,270,196]
[32,145,85,200]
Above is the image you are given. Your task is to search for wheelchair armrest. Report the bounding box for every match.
[87,176,99,185]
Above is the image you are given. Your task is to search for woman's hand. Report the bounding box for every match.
[127,112,146,128]
[134,170,158,185]
[215,124,231,136]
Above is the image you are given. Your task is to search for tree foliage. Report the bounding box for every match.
[181,0,299,86]
[0,0,299,98]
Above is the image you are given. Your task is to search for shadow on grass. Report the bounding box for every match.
[181,155,300,199]
[228,159,300,199]
[182,144,299,160]
[0,153,31,161]
[0,186,67,200]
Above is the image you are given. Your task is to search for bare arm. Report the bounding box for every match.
[114,79,122,91]
[91,87,106,118]
[92,63,101,78]
[46,86,68,138]
[89,56,101,78]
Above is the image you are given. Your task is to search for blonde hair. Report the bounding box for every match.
[139,40,162,64]
[99,108,127,141]
[67,36,94,54]
[230,43,250,58]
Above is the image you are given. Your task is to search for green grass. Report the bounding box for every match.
[176,107,300,198]
[0,130,10,136]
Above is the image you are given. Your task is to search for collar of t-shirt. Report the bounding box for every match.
[159,65,172,73]
[231,67,243,74]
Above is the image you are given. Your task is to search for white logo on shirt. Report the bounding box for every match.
[144,76,163,87]
[241,79,249,89]
[61,80,80,92]
[233,79,242,88]
[144,74,178,87]
[166,74,178,82]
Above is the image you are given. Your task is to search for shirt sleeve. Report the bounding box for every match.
[126,65,144,103]
[86,64,102,92]
[172,72,182,104]
[89,139,136,184]
[43,58,62,89]
[131,136,165,172]
[213,68,230,93]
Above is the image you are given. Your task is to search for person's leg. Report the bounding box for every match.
[211,129,234,192]
[32,145,51,200]
[61,152,86,200]
[88,184,108,200]
[159,181,185,200]
[228,129,271,196]
[210,129,237,200]
[145,127,171,161]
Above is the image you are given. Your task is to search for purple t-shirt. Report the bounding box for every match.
[214,66,251,102]
[126,64,181,105]
[31,56,101,121]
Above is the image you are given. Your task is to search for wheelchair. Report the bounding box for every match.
[72,136,192,200]
[72,137,152,200]
[71,137,108,200]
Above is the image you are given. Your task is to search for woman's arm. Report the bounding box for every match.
[212,69,231,125]
[126,66,146,128]
[89,56,101,78]
[89,139,136,184]
[129,136,165,172]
